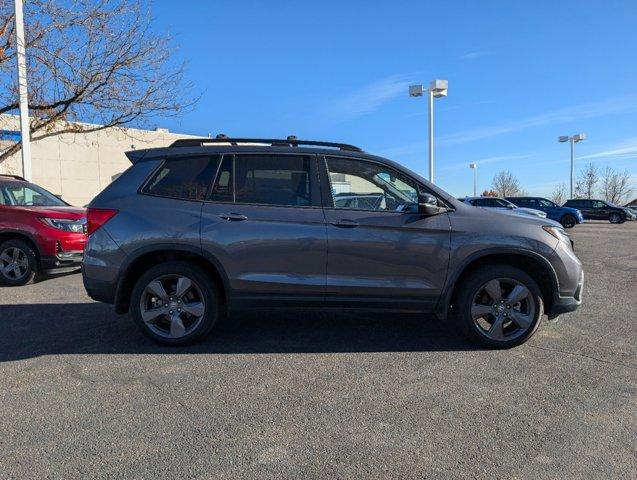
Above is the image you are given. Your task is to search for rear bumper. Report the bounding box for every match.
[82,272,117,304]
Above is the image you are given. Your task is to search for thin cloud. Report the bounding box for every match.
[579,137,637,161]
[325,74,414,121]
[440,94,637,146]
[460,50,493,60]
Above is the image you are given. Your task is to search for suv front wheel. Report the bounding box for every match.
[609,212,623,224]
[0,239,38,286]
[130,261,220,345]
[454,265,544,348]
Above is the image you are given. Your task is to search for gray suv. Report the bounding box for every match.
[82,137,583,348]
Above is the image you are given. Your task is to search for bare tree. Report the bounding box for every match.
[574,163,599,198]
[491,170,523,197]
[600,166,633,204]
[0,0,195,163]
[481,189,498,197]
[550,182,568,205]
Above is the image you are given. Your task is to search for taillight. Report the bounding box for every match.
[86,208,118,235]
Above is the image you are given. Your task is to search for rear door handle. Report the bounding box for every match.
[331,219,358,228]
[219,213,248,221]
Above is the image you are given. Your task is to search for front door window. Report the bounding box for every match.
[326,157,418,212]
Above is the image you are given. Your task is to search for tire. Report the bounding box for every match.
[130,261,220,345]
[454,264,544,349]
[0,239,38,286]
[609,212,623,224]
[560,214,576,229]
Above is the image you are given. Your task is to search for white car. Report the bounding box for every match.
[462,196,547,219]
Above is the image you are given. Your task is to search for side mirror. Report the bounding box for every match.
[418,193,447,216]
[507,204,515,209]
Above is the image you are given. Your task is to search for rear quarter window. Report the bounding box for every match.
[141,155,219,201]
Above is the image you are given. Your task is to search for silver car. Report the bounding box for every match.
[462,196,547,219]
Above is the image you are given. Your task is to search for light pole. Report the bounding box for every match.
[469,163,477,196]
[13,0,32,181]
[409,80,448,184]
[558,133,586,199]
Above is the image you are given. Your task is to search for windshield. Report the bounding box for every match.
[494,198,515,208]
[0,180,68,207]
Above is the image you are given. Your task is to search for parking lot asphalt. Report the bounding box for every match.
[0,222,635,479]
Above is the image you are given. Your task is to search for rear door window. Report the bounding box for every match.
[209,155,233,202]
[142,156,219,201]
[233,155,312,207]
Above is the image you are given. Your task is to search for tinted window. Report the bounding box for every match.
[210,155,233,202]
[538,199,555,208]
[234,155,311,206]
[326,157,418,212]
[592,200,606,208]
[143,156,218,201]
[474,198,499,207]
[519,199,538,208]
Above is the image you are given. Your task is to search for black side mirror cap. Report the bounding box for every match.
[418,193,447,216]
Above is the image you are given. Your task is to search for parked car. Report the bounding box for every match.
[563,199,633,223]
[461,196,547,219]
[0,174,86,285]
[82,137,583,349]
[505,197,584,228]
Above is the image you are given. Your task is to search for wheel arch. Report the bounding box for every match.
[437,248,559,319]
[114,245,230,314]
[0,230,41,266]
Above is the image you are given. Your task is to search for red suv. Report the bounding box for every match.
[0,174,87,285]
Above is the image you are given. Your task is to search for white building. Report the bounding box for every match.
[0,114,196,206]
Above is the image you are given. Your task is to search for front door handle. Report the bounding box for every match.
[219,213,248,221]
[331,219,358,228]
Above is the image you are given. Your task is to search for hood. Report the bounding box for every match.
[465,203,562,227]
[11,205,86,219]
[561,206,582,215]
[515,207,546,217]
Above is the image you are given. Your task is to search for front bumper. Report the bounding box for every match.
[550,270,584,316]
[40,250,84,272]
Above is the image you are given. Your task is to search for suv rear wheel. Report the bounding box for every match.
[130,261,220,345]
[0,239,38,286]
[454,265,544,348]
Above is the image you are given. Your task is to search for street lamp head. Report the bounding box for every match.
[469,163,477,169]
[558,136,570,143]
[429,79,448,98]
[573,133,586,142]
[409,84,425,97]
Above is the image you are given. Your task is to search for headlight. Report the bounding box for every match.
[542,225,570,244]
[40,217,86,233]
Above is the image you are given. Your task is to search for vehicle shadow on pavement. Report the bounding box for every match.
[0,302,479,362]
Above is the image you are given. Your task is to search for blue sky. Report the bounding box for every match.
[152,0,637,197]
